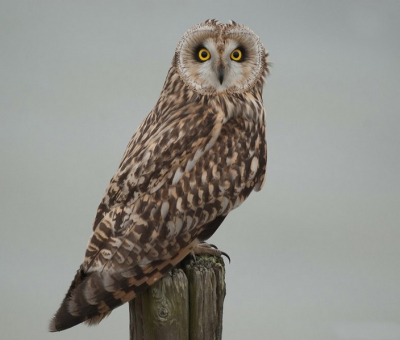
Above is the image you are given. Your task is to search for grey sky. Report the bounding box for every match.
[1,1,399,339]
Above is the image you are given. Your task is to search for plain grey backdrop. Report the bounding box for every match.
[1,1,399,339]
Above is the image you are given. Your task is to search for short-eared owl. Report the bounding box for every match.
[50,19,269,331]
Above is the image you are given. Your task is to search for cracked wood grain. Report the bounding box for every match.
[130,255,226,340]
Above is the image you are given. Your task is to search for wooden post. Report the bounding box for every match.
[129,255,226,340]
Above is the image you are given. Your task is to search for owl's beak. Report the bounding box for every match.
[218,66,225,85]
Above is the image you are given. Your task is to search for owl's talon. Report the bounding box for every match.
[220,251,231,263]
[191,242,230,263]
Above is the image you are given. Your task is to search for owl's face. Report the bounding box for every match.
[174,20,268,95]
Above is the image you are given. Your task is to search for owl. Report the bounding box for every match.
[50,19,269,332]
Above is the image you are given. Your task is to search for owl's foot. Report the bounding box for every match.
[192,242,231,263]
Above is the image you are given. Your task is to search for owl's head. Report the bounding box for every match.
[174,20,269,95]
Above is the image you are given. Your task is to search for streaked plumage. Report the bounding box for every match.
[50,19,269,332]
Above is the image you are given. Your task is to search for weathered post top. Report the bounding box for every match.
[129,255,226,340]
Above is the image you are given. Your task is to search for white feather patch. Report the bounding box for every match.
[175,217,183,235]
[172,167,184,185]
[221,197,229,213]
[185,148,204,172]
[161,201,169,219]
[249,157,259,179]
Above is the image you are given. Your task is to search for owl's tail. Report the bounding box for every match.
[49,263,168,332]
[49,245,193,332]
[49,267,118,331]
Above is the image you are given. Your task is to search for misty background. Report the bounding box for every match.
[1,1,399,339]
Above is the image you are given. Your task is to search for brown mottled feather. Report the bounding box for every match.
[50,19,268,332]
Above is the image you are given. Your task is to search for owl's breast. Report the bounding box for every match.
[213,114,266,209]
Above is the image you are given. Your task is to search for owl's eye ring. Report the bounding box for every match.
[230,49,243,62]
[198,48,211,62]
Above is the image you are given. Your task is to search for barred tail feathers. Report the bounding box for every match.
[49,244,194,332]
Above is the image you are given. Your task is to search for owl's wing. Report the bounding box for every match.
[50,105,230,331]
[92,104,226,227]
[85,103,227,266]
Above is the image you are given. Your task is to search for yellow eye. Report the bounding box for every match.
[198,48,210,61]
[230,49,242,61]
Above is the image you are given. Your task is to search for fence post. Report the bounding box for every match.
[129,255,226,340]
